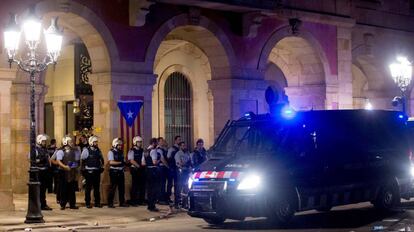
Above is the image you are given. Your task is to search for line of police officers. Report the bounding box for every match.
[32,133,207,211]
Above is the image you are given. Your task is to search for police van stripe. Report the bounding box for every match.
[193,171,241,179]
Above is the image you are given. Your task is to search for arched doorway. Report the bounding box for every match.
[149,16,235,147]
[10,1,116,193]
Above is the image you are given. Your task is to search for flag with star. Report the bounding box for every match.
[118,96,144,154]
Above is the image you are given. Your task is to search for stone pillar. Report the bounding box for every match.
[52,101,66,144]
[208,79,267,138]
[11,80,47,193]
[337,26,353,109]
[89,72,156,203]
[0,69,16,210]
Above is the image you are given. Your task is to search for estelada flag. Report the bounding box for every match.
[117,100,143,127]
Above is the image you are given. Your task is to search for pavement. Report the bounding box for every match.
[4,194,414,231]
[0,193,184,232]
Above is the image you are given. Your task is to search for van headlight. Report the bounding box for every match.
[188,176,198,189]
[237,174,261,190]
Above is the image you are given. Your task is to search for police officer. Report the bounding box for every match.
[81,136,104,208]
[167,135,181,205]
[107,138,129,208]
[78,135,89,151]
[191,138,207,168]
[47,139,57,194]
[127,136,146,206]
[142,138,161,211]
[174,141,192,209]
[157,137,169,204]
[31,134,52,211]
[56,135,80,210]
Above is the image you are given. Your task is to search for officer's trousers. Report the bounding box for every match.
[130,168,146,204]
[167,168,177,202]
[84,170,101,206]
[159,166,169,202]
[146,167,160,210]
[59,173,77,208]
[38,169,49,208]
[108,169,125,206]
[176,169,190,207]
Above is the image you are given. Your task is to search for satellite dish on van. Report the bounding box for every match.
[265,86,278,106]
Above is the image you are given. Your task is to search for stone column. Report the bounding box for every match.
[52,101,66,144]
[89,72,156,203]
[0,69,16,210]
[208,79,267,138]
[337,26,354,109]
[11,80,47,193]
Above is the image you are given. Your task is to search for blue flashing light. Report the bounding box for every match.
[302,124,306,128]
[399,114,404,119]
[281,105,296,119]
[229,178,236,182]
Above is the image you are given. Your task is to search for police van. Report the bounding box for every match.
[187,109,414,225]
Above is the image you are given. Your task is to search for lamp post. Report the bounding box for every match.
[3,10,63,223]
[389,56,412,115]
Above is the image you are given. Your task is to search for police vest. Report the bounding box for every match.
[35,146,50,168]
[145,149,160,167]
[110,149,125,168]
[61,148,77,167]
[61,147,78,182]
[168,146,179,169]
[85,147,102,168]
[131,147,144,165]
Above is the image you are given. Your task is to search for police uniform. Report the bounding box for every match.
[175,149,192,208]
[158,146,169,203]
[166,145,179,203]
[128,147,146,205]
[33,144,51,210]
[107,148,127,207]
[81,147,104,207]
[142,146,161,211]
[56,146,80,209]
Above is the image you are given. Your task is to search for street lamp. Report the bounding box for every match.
[389,56,412,115]
[4,9,63,223]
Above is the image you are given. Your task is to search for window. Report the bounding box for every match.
[164,72,192,148]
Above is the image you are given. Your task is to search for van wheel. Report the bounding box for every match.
[373,183,401,211]
[203,217,226,225]
[267,196,296,226]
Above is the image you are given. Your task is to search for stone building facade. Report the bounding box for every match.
[0,0,413,209]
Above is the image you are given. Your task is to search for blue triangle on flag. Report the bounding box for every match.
[117,100,143,127]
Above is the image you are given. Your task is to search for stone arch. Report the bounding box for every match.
[263,34,327,110]
[35,0,118,73]
[146,14,237,79]
[258,26,332,85]
[153,41,214,147]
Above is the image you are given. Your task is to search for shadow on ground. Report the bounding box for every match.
[201,206,405,230]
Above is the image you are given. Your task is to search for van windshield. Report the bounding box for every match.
[212,122,288,156]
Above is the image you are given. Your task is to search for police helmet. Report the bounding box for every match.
[132,136,143,146]
[88,136,99,146]
[62,135,72,146]
[112,138,123,148]
[36,134,48,145]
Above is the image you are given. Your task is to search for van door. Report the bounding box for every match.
[319,119,366,206]
[279,124,324,210]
